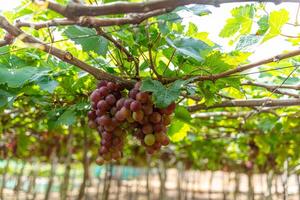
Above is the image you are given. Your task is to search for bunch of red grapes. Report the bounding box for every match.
[88,81,176,165]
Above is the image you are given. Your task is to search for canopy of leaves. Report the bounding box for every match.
[0,0,299,172]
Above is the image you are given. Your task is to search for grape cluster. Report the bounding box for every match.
[88,81,176,165]
[129,82,175,155]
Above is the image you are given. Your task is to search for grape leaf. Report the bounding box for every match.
[219,4,254,38]
[166,37,212,62]
[57,109,77,126]
[235,34,261,51]
[262,9,289,43]
[64,26,108,56]
[140,79,186,108]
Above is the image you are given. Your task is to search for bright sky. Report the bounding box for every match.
[0,1,299,63]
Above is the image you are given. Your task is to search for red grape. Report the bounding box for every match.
[143,104,153,115]
[97,80,107,88]
[132,110,144,122]
[124,99,134,109]
[99,86,109,97]
[98,115,112,126]
[116,98,126,110]
[142,124,153,134]
[88,111,97,120]
[160,102,176,115]
[105,94,116,105]
[90,90,101,103]
[149,112,162,124]
[136,92,149,103]
[129,89,139,99]
[130,101,142,112]
[97,100,109,111]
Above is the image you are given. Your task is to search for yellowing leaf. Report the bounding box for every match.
[169,122,190,142]
[262,9,289,43]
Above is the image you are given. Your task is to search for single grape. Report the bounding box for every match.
[99,86,109,97]
[142,124,153,134]
[97,100,109,112]
[153,141,162,150]
[154,123,164,132]
[90,90,101,103]
[119,107,131,118]
[98,115,112,126]
[129,89,139,99]
[96,157,105,165]
[130,101,142,112]
[88,111,97,120]
[149,112,162,124]
[160,102,176,115]
[97,80,107,88]
[155,132,165,143]
[124,98,134,109]
[162,115,171,125]
[136,92,149,103]
[132,110,144,122]
[144,134,155,146]
[105,94,116,106]
[107,82,118,91]
[116,98,126,110]
[115,111,126,122]
[143,104,153,115]
[161,135,170,146]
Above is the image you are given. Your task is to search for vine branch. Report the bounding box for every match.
[188,98,300,112]
[0,15,134,88]
[44,0,299,18]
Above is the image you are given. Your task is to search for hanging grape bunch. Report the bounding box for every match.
[88,81,176,165]
[129,82,175,155]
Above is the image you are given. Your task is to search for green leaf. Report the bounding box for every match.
[262,9,289,43]
[0,67,40,88]
[57,109,77,126]
[166,37,212,62]
[64,26,109,56]
[140,79,186,108]
[219,5,255,38]
[37,78,58,93]
[219,18,241,38]
[235,34,261,51]
[174,106,192,124]
[185,5,211,16]
[257,15,269,35]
